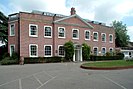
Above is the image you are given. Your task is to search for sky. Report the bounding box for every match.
[0,0,133,42]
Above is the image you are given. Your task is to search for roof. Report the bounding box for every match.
[54,14,93,29]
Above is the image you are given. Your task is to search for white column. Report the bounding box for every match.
[73,50,75,62]
[80,47,83,61]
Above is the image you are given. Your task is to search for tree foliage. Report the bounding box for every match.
[112,20,130,47]
[0,11,8,44]
[82,43,91,61]
[64,41,74,61]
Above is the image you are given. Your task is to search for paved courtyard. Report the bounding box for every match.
[0,62,133,89]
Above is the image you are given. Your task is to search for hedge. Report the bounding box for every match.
[1,57,19,65]
[90,55,124,61]
[24,57,68,64]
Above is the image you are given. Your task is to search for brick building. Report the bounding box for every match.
[8,8,115,61]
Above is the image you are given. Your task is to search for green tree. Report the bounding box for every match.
[0,11,8,44]
[112,20,130,47]
[82,43,91,61]
[64,41,74,61]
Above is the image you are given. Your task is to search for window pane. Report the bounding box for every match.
[30,26,37,35]
[59,28,64,37]
[59,46,65,56]
[110,48,113,52]
[102,34,106,41]
[10,45,15,56]
[45,46,51,56]
[45,27,51,36]
[11,24,15,35]
[94,33,98,40]
[94,48,98,55]
[102,48,106,55]
[85,31,90,39]
[110,35,113,41]
[30,45,37,56]
[73,30,78,38]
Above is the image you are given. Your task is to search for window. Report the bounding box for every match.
[109,48,113,53]
[85,30,90,40]
[93,47,98,56]
[72,29,79,39]
[93,32,98,41]
[101,33,106,42]
[29,44,38,57]
[58,27,65,38]
[58,45,65,56]
[44,26,52,38]
[10,24,15,36]
[109,34,113,43]
[101,47,106,56]
[29,24,38,37]
[44,45,52,57]
[10,45,15,56]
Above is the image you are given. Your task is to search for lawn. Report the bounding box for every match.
[82,60,133,68]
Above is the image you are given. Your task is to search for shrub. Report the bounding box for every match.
[24,57,65,64]
[116,52,124,59]
[90,55,123,61]
[10,52,18,60]
[2,52,10,59]
[106,52,111,56]
[82,43,91,61]
[1,57,18,65]
[64,41,74,61]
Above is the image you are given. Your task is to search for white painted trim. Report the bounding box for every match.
[29,44,38,57]
[101,33,106,42]
[84,30,91,40]
[44,45,52,57]
[44,26,52,38]
[93,32,98,41]
[72,29,79,39]
[58,27,65,38]
[10,44,15,56]
[29,24,38,37]
[10,23,15,36]
[58,45,65,57]
[109,34,113,43]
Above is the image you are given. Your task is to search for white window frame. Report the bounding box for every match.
[93,47,98,56]
[10,24,15,36]
[101,33,106,42]
[72,29,79,39]
[29,24,38,37]
[29,44,38,57]
[10,44,15,56]
[58,45,65,57]
[93,32,98,41]
[58,27,65,38]
[44,26,52,38]
[101,47,106,56]
[85,30,90,40]
[44,45,52,57]
[109,34,113,43]
[109,47,113,53]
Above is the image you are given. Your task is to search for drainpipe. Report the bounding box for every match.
[18,13,20,60]
[52,14,56,56]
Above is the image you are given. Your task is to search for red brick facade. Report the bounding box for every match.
[8,8,115,59]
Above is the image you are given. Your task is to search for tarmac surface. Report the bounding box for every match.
[0,62,133,89]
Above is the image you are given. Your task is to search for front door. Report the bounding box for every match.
[75,50,80,61]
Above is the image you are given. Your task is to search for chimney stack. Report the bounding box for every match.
[70,7,76,15]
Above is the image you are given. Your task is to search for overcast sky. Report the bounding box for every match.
[0,0,133,41]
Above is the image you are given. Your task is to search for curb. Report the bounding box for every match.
[80,65,133,70]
